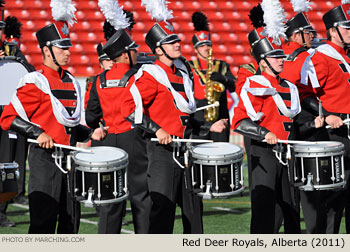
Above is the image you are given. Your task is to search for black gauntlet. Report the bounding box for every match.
[234,118,269,141]
[10,116,44,139]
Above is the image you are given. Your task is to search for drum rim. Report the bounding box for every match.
[0,162,19,169]
[79,193,129,206]
[75,162,128,172]
[0,56,34,72]
[191,142,244,160]
[298,180,345,190]
[293,141,345,153]
[197,185,245,198]
[72,146,128,167]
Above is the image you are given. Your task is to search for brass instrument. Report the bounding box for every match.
[204,47,225,122]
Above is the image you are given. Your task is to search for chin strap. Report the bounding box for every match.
[335,26,350,55]
[159,45,176,61]
[263,58,281,76]
[300,31,308,49]
[127,51,134,68]
[47,45,61,67]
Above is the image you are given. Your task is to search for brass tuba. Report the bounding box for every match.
[204,47,225,122]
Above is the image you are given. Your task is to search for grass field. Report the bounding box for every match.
[0,163,347,234]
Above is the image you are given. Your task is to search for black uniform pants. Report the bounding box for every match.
[249,141,300,234]
[27,147,79,234]
[147,141,203,234]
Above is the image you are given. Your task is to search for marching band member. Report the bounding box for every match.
[236,3,285,234]
[83,9,134,111]
[0,0,106,233]
[83,42,113,110]
[189,12,236,142]
[121,0,226,233]
[281,0,327,234]
[300,0,350,233]
[232,0,301,233]
[85,0,150,234]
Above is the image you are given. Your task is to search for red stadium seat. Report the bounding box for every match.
[201,1,218,11]
[10,0,330,77]
[22,20,36,31]
[172,1,184,11]
[5,0,24,9]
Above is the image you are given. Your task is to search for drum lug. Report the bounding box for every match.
[84,188,95,208]
[202,181,213,200]
[1,171,5,182]
[304,173,314,191]
[15,170,20,179]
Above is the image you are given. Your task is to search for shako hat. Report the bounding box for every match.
[36,0,76,48]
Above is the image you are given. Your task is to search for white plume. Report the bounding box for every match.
[290,0,312,13]
[261,0,287,46]
[342,0,350,4]
[98,0,129,31]
[141,0,174,22]
[50,0,76,26]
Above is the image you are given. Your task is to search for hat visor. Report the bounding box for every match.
[98,53,111,61]
[338,20,350,29]
[51,39,73,49]
[128,41,140,50]
[160,34,181,45]
[303,25,316,33]
[195,40,212,48]
[264,49,287,58]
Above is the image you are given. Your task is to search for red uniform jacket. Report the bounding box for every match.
[280,41,312,101]
[85,63,133,134]
[0,65,80,145]
[235,62,259,96]
[301,41,350,114]
[232,73,299,140]
[121,60,193,138]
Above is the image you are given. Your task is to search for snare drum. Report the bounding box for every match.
[293,141,345,191]
[0,163,19,204]
[0,56,33,105]
[71,146,128,207]
[190,142,245,199]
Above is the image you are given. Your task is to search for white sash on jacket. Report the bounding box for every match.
[240,75,301,121]
[129,63,197,124]
[301,44,350,88]
[10,71,81,127]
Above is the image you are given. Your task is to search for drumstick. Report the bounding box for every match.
[99,122,106,132]
[263,139,313,144]
[195,101,220,112]
[325,118,350,129]
[318,100,323,118]
[28,139,93,153]
[151,138,213,143]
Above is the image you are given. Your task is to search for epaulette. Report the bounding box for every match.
[239,63,256,75]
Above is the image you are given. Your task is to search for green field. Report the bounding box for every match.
[0,164,347,234]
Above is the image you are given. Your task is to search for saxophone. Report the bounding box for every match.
[204,47,225,122]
